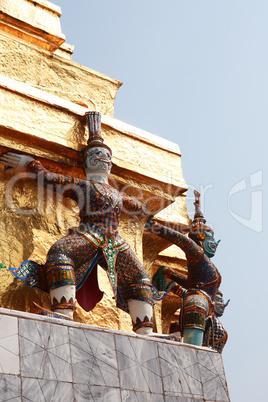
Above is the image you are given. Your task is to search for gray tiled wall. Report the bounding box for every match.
[0,309,230,401]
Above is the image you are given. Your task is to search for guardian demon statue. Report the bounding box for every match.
[0,112,162,335]
[147,191,228,350]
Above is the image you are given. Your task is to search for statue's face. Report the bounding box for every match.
[214,293,225,317]
[202,231,220,258]
[85,146,112,175]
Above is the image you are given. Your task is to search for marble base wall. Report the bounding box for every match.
[0,308,230,402]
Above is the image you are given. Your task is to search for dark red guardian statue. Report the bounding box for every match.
[146,191,226,347]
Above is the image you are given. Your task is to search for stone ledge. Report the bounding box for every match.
[0,74,188,215]
[0,29,122,116]
[0,308,230,401]
[0,0,65,51]
[0,74,182,157]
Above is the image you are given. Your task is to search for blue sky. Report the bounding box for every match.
[55,1,268,400]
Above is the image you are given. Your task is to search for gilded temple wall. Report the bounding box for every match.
[0,0,189,334]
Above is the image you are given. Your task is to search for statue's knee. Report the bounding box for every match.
[45,250,76,291]
[46,248,73,264]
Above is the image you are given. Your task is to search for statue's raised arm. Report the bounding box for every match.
[146,191,221,299]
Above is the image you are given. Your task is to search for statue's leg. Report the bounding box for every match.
[127,299,154,335]
[45,232,97,319]
[115,248,154,335]
[115,248,181,340]
[183,328,204,346]
[182,289,211,346]
[49,284,76,319]
[46,250,76,319]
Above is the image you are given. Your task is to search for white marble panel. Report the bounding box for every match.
[115,335,163,394]
[202,376,229,402]
[0,315,19,374]
[121,390,164,401]
[158,343,203,398]
[19,318,72,382]
[197,350,225,379]
[22,378,74,401]
[197,350,230,401]
[69,327,119,387]
[0,310,231,402]
[206,400,229,402]
[0,374,21,401]
[74,384,121,401]
[164,398,204,402]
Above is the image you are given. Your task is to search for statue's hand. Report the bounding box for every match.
[0,152,34,172]
[145,214,154,230]
[152,266,168,291]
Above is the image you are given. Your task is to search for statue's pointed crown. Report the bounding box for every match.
[83,111,112,153]
[193,190,206,224]
[189,190,214,238]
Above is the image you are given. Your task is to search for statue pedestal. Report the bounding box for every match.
[0,308,230,401]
